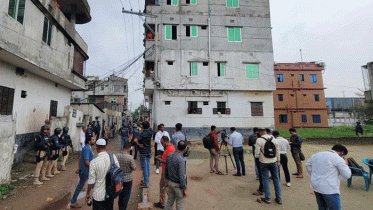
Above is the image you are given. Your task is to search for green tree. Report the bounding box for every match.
[352,103,373,123]
[132,105,146,120]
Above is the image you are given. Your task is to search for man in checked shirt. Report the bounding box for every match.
[116,141,136,210]
[165,141,189,210]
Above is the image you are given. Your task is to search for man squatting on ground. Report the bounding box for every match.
[86,139,120,209]
[154,136,176,209]
[33,125,51,185]
[60,126,73,171]
[133,121,153,188]
[273,131,291,187]
[46,128,64,178]
[228,127,246,176]
[289,128,304,178]
[209,125,223,175]
[255,128,282,205]
[155,124,171,174]
[70,135,95,208]
[165,141,189,210]
[116,141,136,210]
[306,144,351,210]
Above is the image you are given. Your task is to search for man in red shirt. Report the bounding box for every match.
[209,125,223,175]
[154,136,175,209]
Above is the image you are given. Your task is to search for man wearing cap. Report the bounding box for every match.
[86,139,120,209]
[33,125,51,185]
[133,121,153,188]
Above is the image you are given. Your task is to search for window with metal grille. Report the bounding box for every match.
[217,63,225,77]
[313,115,321,123]
[0,86,15,115]
[186,26,198,37]
[302,114,307,122]
[279,115,288,123]
[42,17,52,46]
[89,98,96,104]
[8,0,25,24]
[203,101,209,105]
[277,74,283,82]
[188,101,202,114]
[213,102,231,115]
[278,94,283,102]
[49,100,58,118]
[251,102,263,116]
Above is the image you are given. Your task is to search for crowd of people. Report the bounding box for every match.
[32,119,353,210]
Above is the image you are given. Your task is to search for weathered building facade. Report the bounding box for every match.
[0,0,91,166]
[274,62,329,129]
[144,0,275,138]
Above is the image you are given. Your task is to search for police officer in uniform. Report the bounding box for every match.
[34,125,51,185]
[60,126,73,171]
[119,123,131,151]
[46,128,63,177]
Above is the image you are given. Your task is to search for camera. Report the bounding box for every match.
[183,146,190,157]
[220,130,228,146]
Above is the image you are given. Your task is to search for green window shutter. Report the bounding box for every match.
[246,64,252,78]
[191,26,198,37]
[191,62,198,76]
[16,0,25,24]
[233,0,239,7]
[172,0,178,5]
[252,64,259,78]
[42,17,49,43]
[8,0,17,18]
[228,27,234,42]
[234,27,241,41]
[191,0,197,4]
[47,21,52,46]
[165,25,172,40]
[220,63,225,77]
[226,0,232,7]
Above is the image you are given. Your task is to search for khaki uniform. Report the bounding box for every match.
[61,146,71,169]
[35,151,49,179]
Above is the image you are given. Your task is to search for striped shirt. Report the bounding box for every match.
[88,151,119,201]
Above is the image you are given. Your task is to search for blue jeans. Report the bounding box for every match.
[314,192,341,210]
[119,181,132,210]
[121,137,128,151]
[140,153,151,186]
[71,173,88,203]
[261,162,282,202]
[233,147,245,175]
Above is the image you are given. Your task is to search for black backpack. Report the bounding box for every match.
[105,153,125,199]
[203,134,214,149]
[262,137,276,158]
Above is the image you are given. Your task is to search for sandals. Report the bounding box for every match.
[210,170,215,173]
[215,171,224,175]
[252,191,263,196]
[257,197,271,204]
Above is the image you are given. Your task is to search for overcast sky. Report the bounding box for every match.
[76,0,373,110]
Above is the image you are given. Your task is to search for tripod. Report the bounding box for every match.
[219,140,236,174]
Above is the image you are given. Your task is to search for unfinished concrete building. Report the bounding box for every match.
[143,0,275,137]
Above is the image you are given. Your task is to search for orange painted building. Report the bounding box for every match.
[274,62,329,129]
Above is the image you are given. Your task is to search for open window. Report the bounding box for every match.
[145,24,155,40]
[213,102,231,115]
[165,25,177,40]
[186,26,198,37]
[188,101,202,114]
[217,63,225,77]
[145,61,155,78]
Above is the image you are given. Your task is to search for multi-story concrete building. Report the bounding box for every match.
[326,97,364,126]
[274,62,329,129]
[143,0,275,137]
[0,0,91,163]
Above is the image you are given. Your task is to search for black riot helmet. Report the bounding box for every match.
[54,128,62,135]
[63,126,69,134]
[40,125,49,133]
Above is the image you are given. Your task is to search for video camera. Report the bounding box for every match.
[220,130,228,146]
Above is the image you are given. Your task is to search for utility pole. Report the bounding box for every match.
[300,49,303,63]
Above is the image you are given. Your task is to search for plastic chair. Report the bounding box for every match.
[362,158,373,184]
[347,166,370,191]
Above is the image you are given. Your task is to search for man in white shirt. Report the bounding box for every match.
[272,131,291,187]
[78,127,86,153]
[229,127,245,176]
[306,144,351,210]
[154,124,170,174]
[86,139,120,210]
[255,128,282,205]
